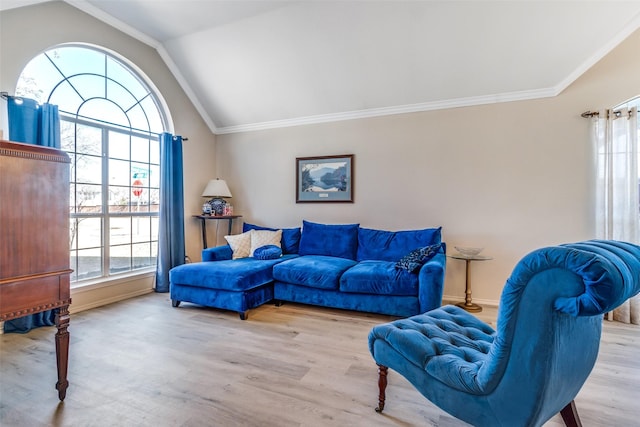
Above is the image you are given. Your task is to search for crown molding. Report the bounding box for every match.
[62,1,640,137]
[64,0,159,49]
[217,11,640,135]
[554,10,640,95]
[215,88,557,135]
[155,46,219,134]
[64,0,220,135]
[217,9,640,136]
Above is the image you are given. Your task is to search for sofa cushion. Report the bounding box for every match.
[298,220,359,260]
[250,229,282,256]
[395,243,442,273]
[225,230,252,259]
[357,227,442,262]
[254,245,282,260]
[273,255,357,290]
[340,260,419,296]
[169,255,297,291]
[243,222,301,254]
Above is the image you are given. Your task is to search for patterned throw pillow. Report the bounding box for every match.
[242,222,301,254]
[395,244,441,273]
[253,245,283,260]
[225,231,252,259]
[250,229,282,256]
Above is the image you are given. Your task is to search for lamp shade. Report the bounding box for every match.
[202,179,232,198]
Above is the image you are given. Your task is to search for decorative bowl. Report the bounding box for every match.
[455,246,484,257]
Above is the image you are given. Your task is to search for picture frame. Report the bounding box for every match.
[296,154,354,203]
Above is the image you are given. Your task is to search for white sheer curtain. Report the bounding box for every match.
[594,105,639,324]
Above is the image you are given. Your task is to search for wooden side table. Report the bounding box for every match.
[193,215,242,248]
[449,254,493,313]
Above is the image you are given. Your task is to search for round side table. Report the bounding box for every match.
[449,254,493,313]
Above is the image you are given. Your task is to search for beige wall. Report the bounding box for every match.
[216,28,640,306]
[2,2,639,308]
[0,2,216,308]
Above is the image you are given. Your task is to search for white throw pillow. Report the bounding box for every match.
[250,229,282,256]
[225,230,252,259]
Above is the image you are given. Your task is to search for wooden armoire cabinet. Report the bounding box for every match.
[0,139,72,401]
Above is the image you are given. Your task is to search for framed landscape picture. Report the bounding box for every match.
[296,154,354,203]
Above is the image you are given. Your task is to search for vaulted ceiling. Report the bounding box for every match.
[5,1,640,134]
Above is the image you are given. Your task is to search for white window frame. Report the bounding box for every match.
[16,44,170,287]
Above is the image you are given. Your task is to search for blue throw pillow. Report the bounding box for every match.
[357,226,442,261]
[298,220,359,260]
[242,222,301,254]
[395,244,441,273]
[253,245,283,260]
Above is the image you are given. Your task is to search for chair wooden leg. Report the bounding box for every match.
[560,400,583,427]
[375,364,388,413]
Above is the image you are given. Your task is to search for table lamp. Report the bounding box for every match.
[202,178,232,216]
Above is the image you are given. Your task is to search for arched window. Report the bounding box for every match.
[16,44,170,283]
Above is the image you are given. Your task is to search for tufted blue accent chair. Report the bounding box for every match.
[368,240,640,427]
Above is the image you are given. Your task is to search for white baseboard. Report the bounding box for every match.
[69,272,155,314]
[70,288,153,314]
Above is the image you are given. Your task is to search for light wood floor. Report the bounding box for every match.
[1,293,639,427]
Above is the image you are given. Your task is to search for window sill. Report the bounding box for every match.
[71,269,156,293]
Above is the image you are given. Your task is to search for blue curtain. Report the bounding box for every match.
[155,133,185,292]
[38,103,61,148]
[8,96,60,148]
[4,96,61,333]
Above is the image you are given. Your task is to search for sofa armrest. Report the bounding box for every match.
[202,245,233,261]
[417,245,447,313]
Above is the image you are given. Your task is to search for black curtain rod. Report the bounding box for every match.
[581,111,599,118]
[581,109,625,119]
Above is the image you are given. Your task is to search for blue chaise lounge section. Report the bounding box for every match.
[169,236,299,319]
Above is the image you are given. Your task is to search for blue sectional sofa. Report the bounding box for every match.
[169,220,446,319]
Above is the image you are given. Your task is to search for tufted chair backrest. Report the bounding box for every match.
[368,239,640,427]
[475,240,640,423]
